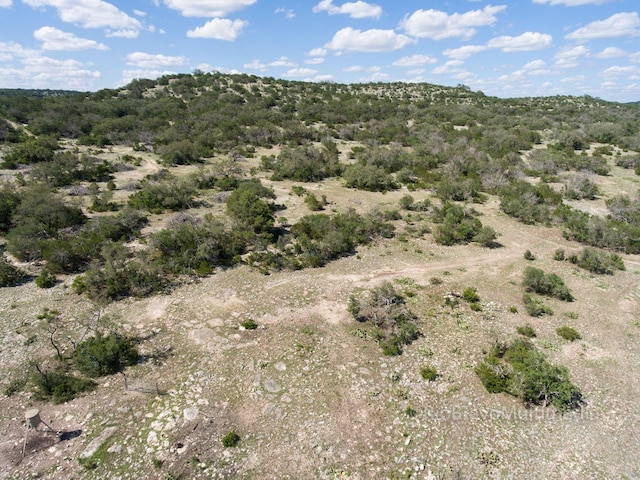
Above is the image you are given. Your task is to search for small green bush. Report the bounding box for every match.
[476,339,583,410]
[72,332,139,378]
[35,269,56,288]
[523,294,553,317]
[553,249,565,261]
[523,266,573,301]
[221,431,240,447]
[524,250,535,261]
[0,256,26,287]
[516,324,537,338]
[462,287,480,303]
[420,365,438,381]
[32,368,97,404]
[556,326,581,341]
[240,318,258,330]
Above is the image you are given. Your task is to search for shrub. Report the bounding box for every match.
[342,164,398,192]
[462,287,480,303]
[0,256,26,287]
[221,431,240,447]
[476,339,583,410]
[304,193,327,211]
[420,365,438,381]
[553,249,565,261]
[524,250,535,261]
[516,324,536,338]
[240,318,258,330]
[574,247,625,274]
[522,266,573,301]
[348,281,421,355]
[432,202,484,246]
[72,332,139,377]
[523,294,553,317]
[127,177,196,213]
[32,367,97,404]
[556,326,581,341]
[35,268,56,288]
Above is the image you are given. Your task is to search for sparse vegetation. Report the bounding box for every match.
[476,339,583,411]
[556,326,581,341]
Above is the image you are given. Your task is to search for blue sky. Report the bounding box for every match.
[0,0,639,102]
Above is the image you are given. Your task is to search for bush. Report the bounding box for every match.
[462,287,480,303]
[524,250,535,261]
[574,247,625,274]
[523,294,553,317]
[420,365,438,381]
[342,164,398,192]
[221,431,240,447]
[32,368,97,404]
[348,281,421,355]
[476,339,583,411]
[553,249,565,261]
[516,324,537,338]
[240,318,258,330]
[432,202,484,246]
[556,326,581,341]
[72,332,139,377]
[0,256,26,287]
[35,268,56,288]
[127,177,196,213]
[522,266,573,301]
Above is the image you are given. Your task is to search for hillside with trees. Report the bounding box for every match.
[0,74,639,479]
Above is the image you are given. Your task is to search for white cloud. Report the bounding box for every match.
[163,0,256,17]
[133,9,146,16]
[392,54,437,67]
[305,57,325,65]
[601,65,640,77]
[443,45,487,60]
[488,32,553,52]
[243,59,266,71]
[274,7,294,19]
[0,45,101,89]
[34,26,108,50]
[554,45,589,67]
[359,70,390,82]
[269,56,295,67]
[566,12,640,41]
[533,0,611,5]
[125,52,189,68]
[594,47,626,59]
[0,0,12,7]
[343,65,363,72]
[186,18,247,40]
[400,5,506,41]
[120,69,175,85]
[23,0,143,37]
[284,67,319,77]
[325,27,414,52]
[308,47,327,57]
[312,0,382,19]
[523,59,546,70]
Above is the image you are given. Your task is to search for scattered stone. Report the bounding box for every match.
[183,406,199,422]
[79,426,117,459]
[264,378,281,393]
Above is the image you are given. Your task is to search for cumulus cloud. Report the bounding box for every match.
[305,57,325,65]
[601,65,640,77]
[0,42,101,90]
[125,52,189,68]
[594,47,626,59]
[488,32,553,52]
[269,56,296,67]
[0,0,12,7]
[163,0,256,17]
[312,0,382,19]
[274,7,295,19]
[308,47,327,57]
[243,59,266,71]
[34,26,108,51]
[392,54,437,67]
[186,18,248,40]
[23,0,143,37]
[325,27,414,52]
[554,45,589,67]
[443,45,487,60]
[284,67,319,77]
[400,5,506,41]
[566,12,640,41]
